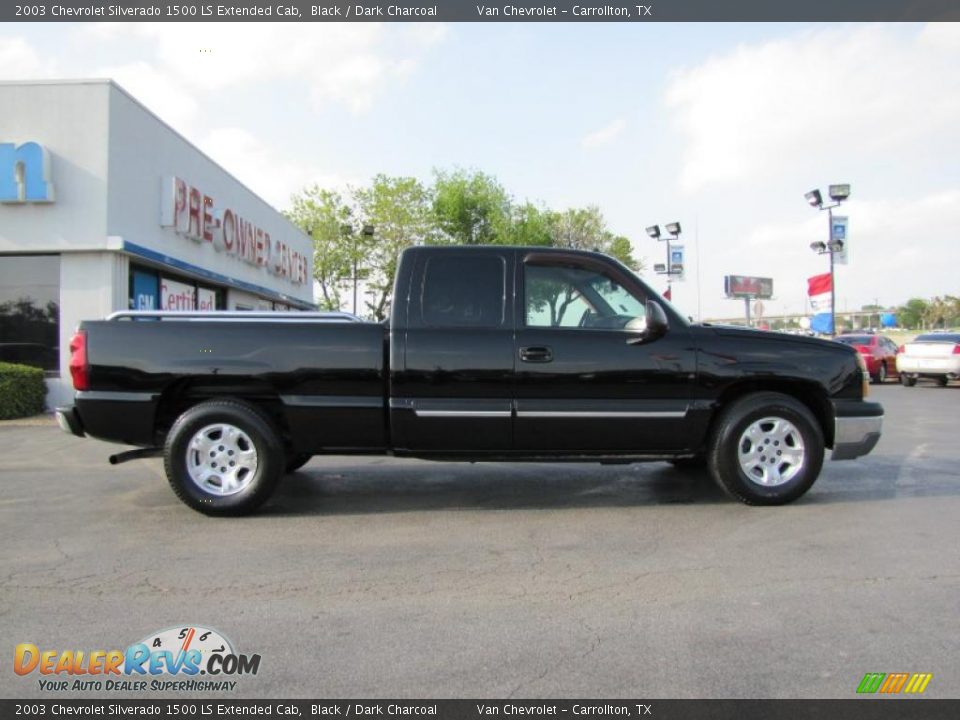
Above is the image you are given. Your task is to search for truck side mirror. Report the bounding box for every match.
[627,301,669,345]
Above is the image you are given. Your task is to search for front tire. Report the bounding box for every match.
[707,392,824,506]
[164,399,284,516]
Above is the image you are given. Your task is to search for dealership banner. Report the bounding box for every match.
[3,0,958,22]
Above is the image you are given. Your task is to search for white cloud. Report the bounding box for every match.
[738,190,960,312]
[199,126,351,209]
[84,22,444,115]
[581,117,627,149]
[665,24,960,192]
[0,36,57,79]
[97,61,200,131]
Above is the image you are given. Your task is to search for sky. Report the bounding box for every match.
[2,21,958,320]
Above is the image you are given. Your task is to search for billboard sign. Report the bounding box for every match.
[724,275,773,299]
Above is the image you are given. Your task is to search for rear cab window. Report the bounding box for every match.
[420,254,506,328]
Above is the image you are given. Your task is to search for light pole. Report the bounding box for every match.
[342,223,375,316]
[805,184,850,336]
[646,222,682,299]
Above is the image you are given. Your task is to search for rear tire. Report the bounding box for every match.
[900,374,917,387]
[707,392,824,506]
[164,399,284,516]
[873,363,887,384]
[937,376,949,387]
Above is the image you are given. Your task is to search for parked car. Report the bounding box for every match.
[56,246,883,515]
[833,334,899,384]
[896,333,960,387]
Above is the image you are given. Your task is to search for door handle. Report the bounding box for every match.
[520,346,553,363]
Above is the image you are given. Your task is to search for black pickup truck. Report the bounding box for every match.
[57,246,883,515]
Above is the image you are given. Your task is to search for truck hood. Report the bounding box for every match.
[699,324,851,354]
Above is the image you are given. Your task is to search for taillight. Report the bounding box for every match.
[69,330,89,391]
[855,345,871,354]
[898,345,905,353]
[953,344,960,355]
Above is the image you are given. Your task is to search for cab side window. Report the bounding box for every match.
[524,262,646,329]
[421,255,506,328]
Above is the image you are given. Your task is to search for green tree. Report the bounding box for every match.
[896,298,928,330]
[497,202,554,247]
[432,168,511,245]
[547,206,641,270]
[355,175,437,321]
[286,186,355,310]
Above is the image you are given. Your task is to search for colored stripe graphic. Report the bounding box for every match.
[880,673,909,693]
[904,673,933,694]
[857,673,885,694]
[857,672,932,694]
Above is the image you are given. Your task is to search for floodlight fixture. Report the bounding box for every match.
[810,241,826,253]
[654,263,667,273]
[665,222,682,236]
[805,189,823,208]
[828,184,851,202]
[646,225,661,240]
[828,240,844,252]
[362,224,376,237]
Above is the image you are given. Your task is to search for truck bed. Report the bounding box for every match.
[76,314,387,450]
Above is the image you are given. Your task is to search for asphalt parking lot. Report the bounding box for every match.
[2,383,958,699]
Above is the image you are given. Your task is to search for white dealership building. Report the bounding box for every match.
[0,80,315,407]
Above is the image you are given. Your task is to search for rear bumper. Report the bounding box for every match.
[55,405,85,438]
[831,400,883,461]
[896,356,960,375]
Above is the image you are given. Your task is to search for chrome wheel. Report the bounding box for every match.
[186,423,258,496]
[737,416,805,487]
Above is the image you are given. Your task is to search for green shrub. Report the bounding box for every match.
[0,362,47,420]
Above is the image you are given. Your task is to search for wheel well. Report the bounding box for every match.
[711,380,834,448]
[153,378,291,446]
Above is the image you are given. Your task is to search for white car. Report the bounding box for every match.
[896,333,960,387]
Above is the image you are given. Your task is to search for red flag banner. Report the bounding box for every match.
[807,273,832,296]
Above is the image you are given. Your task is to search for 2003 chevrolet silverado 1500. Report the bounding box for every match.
[56,245,883,515]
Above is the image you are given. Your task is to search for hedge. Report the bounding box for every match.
[0,362,47,420]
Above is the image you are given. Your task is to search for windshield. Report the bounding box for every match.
[915,334,960,343]
[834,335,873,346]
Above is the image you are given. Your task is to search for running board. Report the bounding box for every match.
[109,448,163,465]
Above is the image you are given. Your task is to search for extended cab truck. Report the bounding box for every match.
[56,246,883,515]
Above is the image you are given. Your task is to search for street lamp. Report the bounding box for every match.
[648,221,683,299]
[805,183,850,336]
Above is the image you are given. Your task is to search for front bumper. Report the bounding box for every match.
[55,405,85,438]
[831,400,883,461]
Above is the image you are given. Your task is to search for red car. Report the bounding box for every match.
[834,334,900,384]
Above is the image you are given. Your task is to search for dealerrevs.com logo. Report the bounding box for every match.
[14,626,261,693]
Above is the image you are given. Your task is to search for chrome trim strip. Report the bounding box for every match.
[76,391,157,402]
[107,310,362,323]
[413,410,512,418]
[281,395,382,408]
[516,411,687,419]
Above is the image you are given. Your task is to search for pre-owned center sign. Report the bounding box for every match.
[160,176,308,286]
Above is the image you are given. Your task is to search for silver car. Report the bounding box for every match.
[896,332,960,387]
